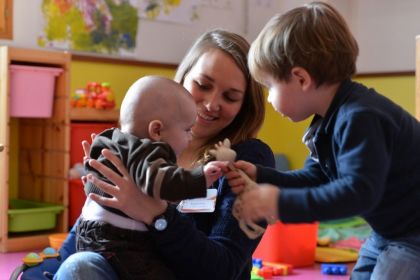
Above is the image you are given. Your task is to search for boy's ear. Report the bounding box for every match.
[291,67,312,90]
[148,120,163,141]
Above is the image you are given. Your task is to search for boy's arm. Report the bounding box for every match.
[256,156,328,188]
[227,157,328,192]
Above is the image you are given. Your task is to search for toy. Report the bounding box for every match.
[70,81,116,109]
[262,261,293,276]
[251,258,292,279]
[209,139,275,239]
[320,263,348,275]
[252,258,293,278]
[10,247,61,280]
[9,228,76,280]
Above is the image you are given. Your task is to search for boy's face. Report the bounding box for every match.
[262,73,311,122]
[160,99,196,156]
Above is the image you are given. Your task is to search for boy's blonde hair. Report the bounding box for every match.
[249,1,358,87]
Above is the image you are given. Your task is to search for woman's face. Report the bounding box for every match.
[182,49,246,141]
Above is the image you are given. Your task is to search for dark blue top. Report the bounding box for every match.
[257,79,420,238]
[150,139,275,280]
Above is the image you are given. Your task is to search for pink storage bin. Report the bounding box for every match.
[9,65,63,118]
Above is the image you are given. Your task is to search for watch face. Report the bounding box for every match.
[155,218,168,231]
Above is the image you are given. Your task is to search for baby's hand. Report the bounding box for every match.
[204,161,228,187]
[225,160,257,193]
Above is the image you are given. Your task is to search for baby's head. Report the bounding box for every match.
[248,1,358,87]
[120,76,196,155]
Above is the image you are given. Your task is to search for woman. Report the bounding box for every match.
[55,29,275,280]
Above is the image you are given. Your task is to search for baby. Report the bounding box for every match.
[77,76,224,279]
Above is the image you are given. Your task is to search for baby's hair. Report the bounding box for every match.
[119,76,193,137]
[249,1,358,87]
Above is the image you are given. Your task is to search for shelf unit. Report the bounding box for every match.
[70,107,119,122]
[0,46,70,252]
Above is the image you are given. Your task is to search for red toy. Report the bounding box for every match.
[71,81,115,109]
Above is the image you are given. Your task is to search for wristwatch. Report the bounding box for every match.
[150,204,175,232]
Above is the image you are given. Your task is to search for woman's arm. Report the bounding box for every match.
[90,139,275,280]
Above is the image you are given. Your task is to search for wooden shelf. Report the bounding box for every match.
[70,108,119,122]
[0,46,70,252]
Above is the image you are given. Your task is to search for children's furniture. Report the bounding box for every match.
[0,46,70,252]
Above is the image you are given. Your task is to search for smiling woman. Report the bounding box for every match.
[38,28,276,280]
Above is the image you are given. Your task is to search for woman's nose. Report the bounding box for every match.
[204,92,221,112]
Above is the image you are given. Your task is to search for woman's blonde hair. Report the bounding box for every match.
[249,1,358,87]
[175,29,265,163]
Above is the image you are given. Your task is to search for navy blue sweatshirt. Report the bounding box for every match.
[257,79,420,239]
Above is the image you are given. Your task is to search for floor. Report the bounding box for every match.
[0,249,351,279]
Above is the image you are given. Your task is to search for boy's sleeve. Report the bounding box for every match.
[256,156,328,188]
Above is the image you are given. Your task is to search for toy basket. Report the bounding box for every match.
[9,65,63,118]
[8,199,64,232]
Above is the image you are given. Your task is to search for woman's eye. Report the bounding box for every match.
[195,81,211,90]
[224,92,243,103]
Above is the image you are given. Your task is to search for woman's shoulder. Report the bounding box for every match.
[233,138,275,168]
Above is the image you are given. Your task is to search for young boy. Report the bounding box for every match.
[227,2,420,279]
[78,76,224,279]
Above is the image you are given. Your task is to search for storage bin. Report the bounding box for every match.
[69,179,85,226]
[8,199,64,232]
[49,233,68,250]
[253,221,318,267]
[70,122,116,166]
[9,65,63,118]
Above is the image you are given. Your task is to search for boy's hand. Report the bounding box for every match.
[237,183,280,223]
[225,160,257,193]
[204,161,228,187]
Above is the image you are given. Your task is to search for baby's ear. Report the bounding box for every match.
[148,120,163,141]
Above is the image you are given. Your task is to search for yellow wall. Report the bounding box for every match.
[69,61,415,170]
[70,60,176,108]
[257,75,416,169]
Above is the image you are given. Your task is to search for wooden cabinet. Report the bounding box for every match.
[0,46,70,252]
[0,0,13,39]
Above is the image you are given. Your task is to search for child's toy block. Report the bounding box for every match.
[321,263,348,275]
[258,266,273,278]
[251,273,264,280]
[252,258,263,268]
[263,261,293,275]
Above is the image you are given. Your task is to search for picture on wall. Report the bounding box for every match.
[38,0,199,56]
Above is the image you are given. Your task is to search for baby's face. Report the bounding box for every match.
[160,100,197,156]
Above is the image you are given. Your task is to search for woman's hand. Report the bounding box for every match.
[81,133,96,163]
[87,148,168,225]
